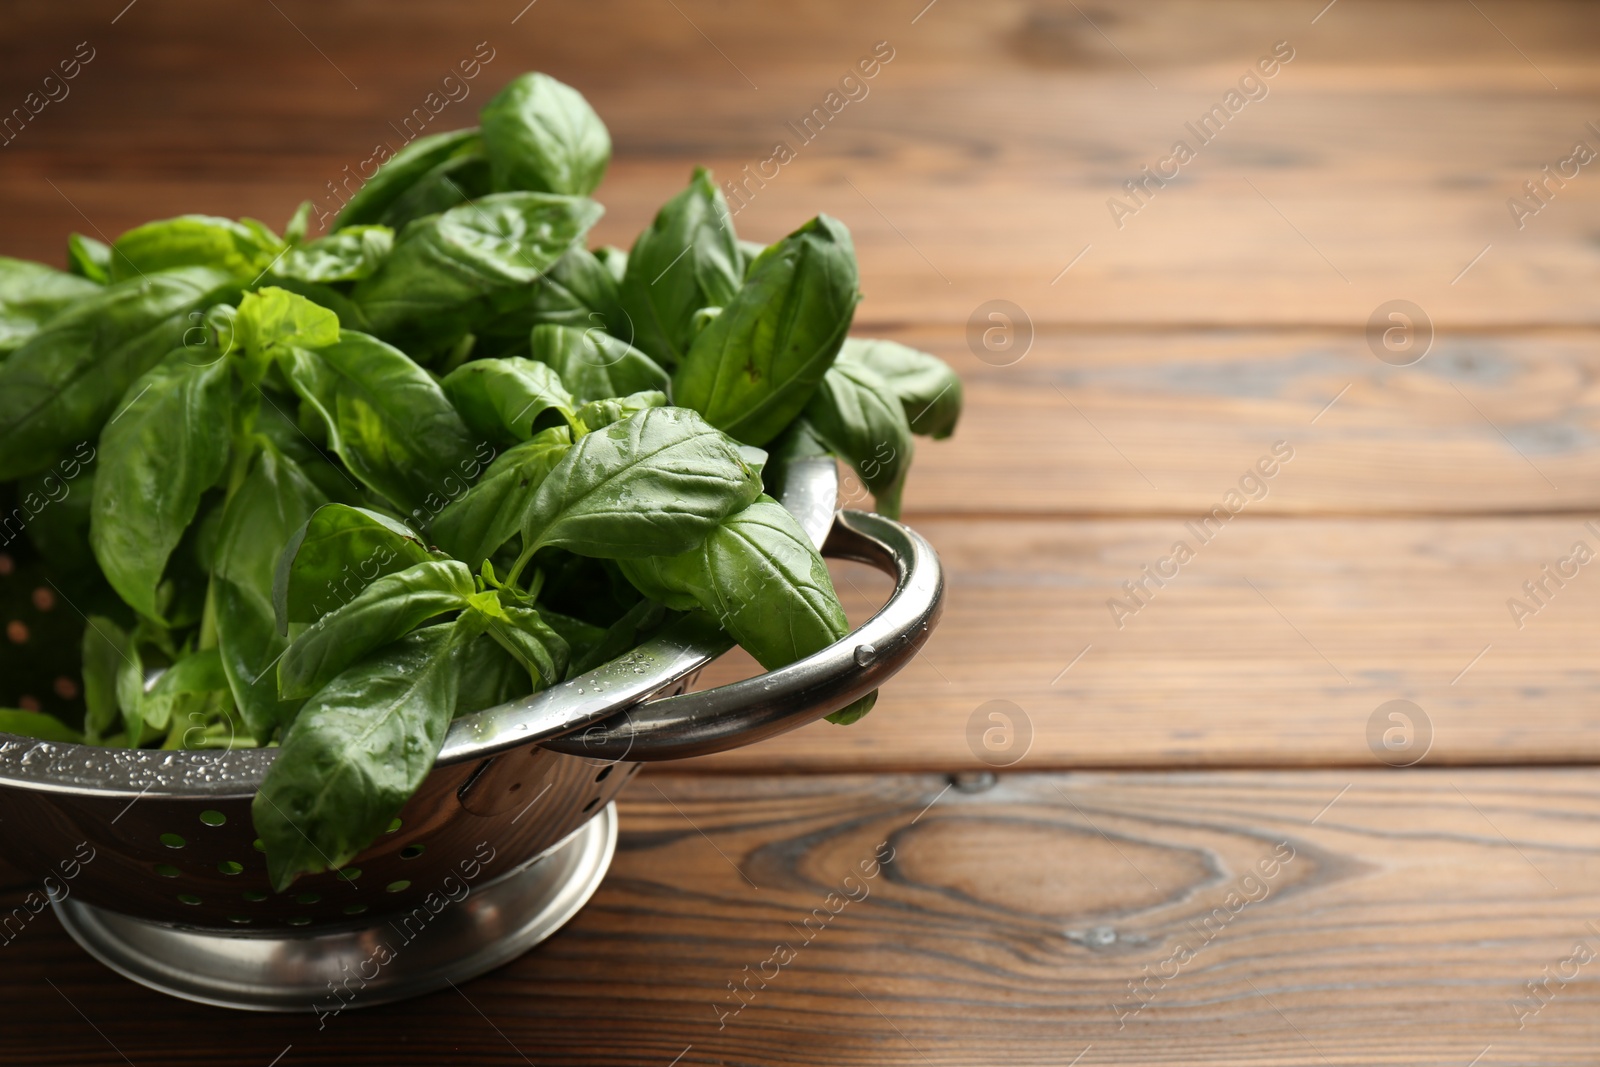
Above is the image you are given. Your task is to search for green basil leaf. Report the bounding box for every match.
[619,496,877,724]
[254,623,469,890]
[141,648,229,732]
[736,239,767,276]
[575,389,667,432]
[80,615,131,743]
[470,246,629,358]
[454,632,532,715]
[214,443,327,740]
[839,337,963,439]
[802,361,914,519]
[468,592,570,689]
[284,201,313,246]
[17,446,97,573]
[761,417,830,500]
[352,192,603,353]
[0,256,101,356]
[333,127,483,228]
[273,503,436,631]
[480,72,610,196]
[430,426,570,570]
[377,151,493,230]
[109,214,284,283]
[67,234,113,284]
[89,350,233,620]
[619,168,741,366]
[235,286,341,363]
[279,330,480,516]
[671,214,860,446]
[620,495,847,667]
[440,356,578,444]
[116,641,146,742]
[0,708,83,743]
[530,323,669,403]
[273,226,394,284]
[277,559,473,700]
[564,597,667,678]
[595,245,627,284]
[0,267,237,480]
[520,406,763,559]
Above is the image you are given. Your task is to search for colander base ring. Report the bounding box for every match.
[50,802,618,1013]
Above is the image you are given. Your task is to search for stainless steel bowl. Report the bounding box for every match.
[0,459,943,1011]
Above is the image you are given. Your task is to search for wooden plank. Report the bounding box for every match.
[2,1,1600,325]
[3,769,1598,1065]
[888,327,1600,517]
[685,516,1600,771]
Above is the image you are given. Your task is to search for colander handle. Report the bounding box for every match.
[539,509,944,762]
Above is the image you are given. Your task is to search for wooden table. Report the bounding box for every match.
[5,1,1599,1062]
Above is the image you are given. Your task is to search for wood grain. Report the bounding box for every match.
[3,0,1600,327]
[4,770,1599,1066]
[888,326,1600,518]
[688,516,1600,771]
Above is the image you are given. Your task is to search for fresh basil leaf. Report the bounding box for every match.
[671,214,860,446]
[619,168,741,366]
[0,267,237,480]
[619,495,876,723]
[564,596,667,677]
[140,648,229,732]
[0,708,83,742]
[803,361,914,519]
[253,390,366,506]
[0,256,101,356]
[273,503,436,631]
[542,245,628,337]
[378,151,493,230]
[736,239,766,277]
[109,214,284,283]
[530,323,669,403]
[594,245,627,285]
[89,349,233,620]
[116,640,147,742]
[80,616,131,743]
[430,426,570,570]
[353,192,603,353]
[454,632,532,715]
[761,416,830,500]
[279,330,479,516]
[839,338,963,440]
[620,495,846,667]
[277,559,473,700]
[67,234,113,284]
[273,226,394,284]
[266,277,376,335]
[284,201,313,246]
[333,127,483,228]
[575,390,667,432]
[254,622,470,890]
[214,443,327,741]
[824,691,877,726]
[470,245,629,357]
[520,406,763,559]
[441,356,579,444]
[235,286,341,364]
[467,591,570,689]
[536,607,607,669]
[19,449,97,573]
[480,72,610,196]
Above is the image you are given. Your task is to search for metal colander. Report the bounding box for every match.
[0,460,943,1010]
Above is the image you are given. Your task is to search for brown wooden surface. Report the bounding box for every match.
[4,0,1600,1063]
[6,772,1600,1066]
